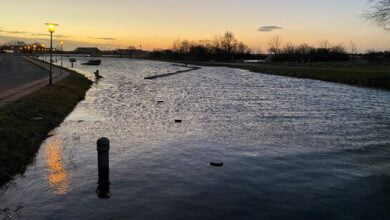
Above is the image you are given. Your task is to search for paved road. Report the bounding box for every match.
[0,54,48,93]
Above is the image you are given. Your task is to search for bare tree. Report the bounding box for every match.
[212,36,222,53]
[268,36,283,54]
[180,40,191,53]
[364,0,390,30]
[237,42,251,54]
[172,39,182,52]
[283,42,295,54]
[350,41,358,54]
[296,43,312,54]
[318,39,332,49]
[331,44,347,53]
[221,31,238,54]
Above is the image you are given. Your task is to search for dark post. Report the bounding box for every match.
[97,137,110,198]
[61,43,63,67]
[49,32,53,85]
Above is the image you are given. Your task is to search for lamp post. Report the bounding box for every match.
[60,41,64,67]
[45,23,58,85]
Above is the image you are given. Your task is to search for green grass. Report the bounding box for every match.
[172,60,390,90]
[0,71,92,187]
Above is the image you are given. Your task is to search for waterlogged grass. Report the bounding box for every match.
[244,64,390,90]
[0,71,92,187]
[174,60,390,90]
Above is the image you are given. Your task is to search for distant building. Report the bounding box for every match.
[114,49,148,58]
[74,47,101,55]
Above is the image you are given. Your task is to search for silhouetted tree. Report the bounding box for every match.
[269,41,349,63]
[172,39,182,52]
[296,43,312,55]
[283,42,296,54]
[363,50,390,63]
[166,31,252,61]
[268,36,283,54]
[237,42,251,54]
[220,31,238,54]
[318,39,332,49]
[350,41,358,54]
[364,0,390,30]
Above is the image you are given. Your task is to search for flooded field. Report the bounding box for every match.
[1,57,389,219]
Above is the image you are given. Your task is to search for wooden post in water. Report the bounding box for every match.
[97,137,110,198]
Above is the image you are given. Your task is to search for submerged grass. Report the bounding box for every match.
[171,60,390,90]
[0,71,92,187]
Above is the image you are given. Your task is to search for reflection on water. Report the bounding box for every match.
[46,136,72,195]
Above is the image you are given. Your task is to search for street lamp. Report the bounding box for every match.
[60,41,64,67]
[45,23,58,85]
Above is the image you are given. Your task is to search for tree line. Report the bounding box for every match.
[267,36,350,63]
[149,31,265,61]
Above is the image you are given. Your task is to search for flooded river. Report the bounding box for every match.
[1,57,390,219]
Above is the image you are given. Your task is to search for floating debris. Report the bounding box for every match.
[210,161,224,167]
[175,119,182,123]
[30,117,44,121]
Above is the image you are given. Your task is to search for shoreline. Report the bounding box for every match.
[151,59,390,91]
[0,65,92,187]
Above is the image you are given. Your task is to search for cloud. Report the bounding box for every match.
[0,29,69,39]
[258,25,283,32]
[30,33,70,38]
[88,36,116,40]
[0,29,29,34]
[98,37,116,40]
[30,33,50,37]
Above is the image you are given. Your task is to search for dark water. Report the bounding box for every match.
[1,58,389,219]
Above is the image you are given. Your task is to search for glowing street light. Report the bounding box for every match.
[60,41,64,67]
[46,23,58,34]
[45,23,58,85]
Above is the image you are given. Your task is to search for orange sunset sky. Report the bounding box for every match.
[1,0,389,52]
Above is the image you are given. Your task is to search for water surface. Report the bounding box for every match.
[1,57,389,219]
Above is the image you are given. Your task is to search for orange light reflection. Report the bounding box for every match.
[46,137,72,195]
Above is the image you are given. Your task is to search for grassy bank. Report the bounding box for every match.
[0,70,92,187]
[168,60,390,90]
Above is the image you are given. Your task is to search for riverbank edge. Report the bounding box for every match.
[153,59,390,90]
[0,68,92,187]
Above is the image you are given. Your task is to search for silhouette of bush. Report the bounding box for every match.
[270,45,349,63]
[363,51,390,64]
